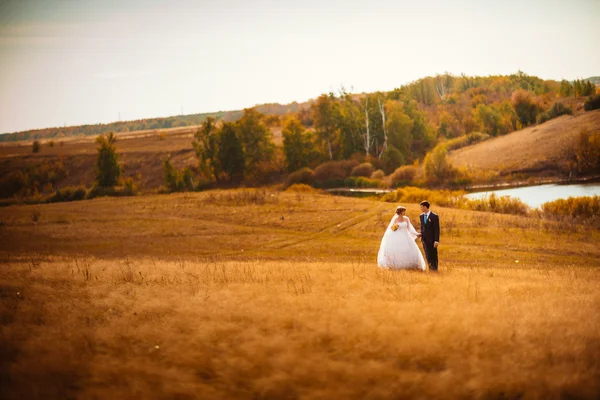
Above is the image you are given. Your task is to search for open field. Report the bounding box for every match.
[450,109,600,176]
[1,190,599,399]
[0,126,284,192]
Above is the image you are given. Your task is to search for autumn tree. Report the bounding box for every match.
[510,90,539,127]
[95,132,121,187]
[236,108,275,178]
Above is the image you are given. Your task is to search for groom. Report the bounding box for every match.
[419,201,440,272]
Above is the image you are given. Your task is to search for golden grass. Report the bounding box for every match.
[1,190,599,399]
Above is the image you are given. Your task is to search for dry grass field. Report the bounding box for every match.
[450,109,600,175]
[0,126,284,191]
[1,189,599,399]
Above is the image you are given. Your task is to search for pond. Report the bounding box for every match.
[464,183,600,209]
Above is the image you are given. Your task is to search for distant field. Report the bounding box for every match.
[0,126,284,191]
[450,109,600,176]
[1,190,599,399]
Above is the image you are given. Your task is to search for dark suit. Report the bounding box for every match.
[420,212,440,271]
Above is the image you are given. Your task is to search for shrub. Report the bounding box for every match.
[380,187,530,216]
[49,186,87,203]
[370,169,385,180]
[511,89,540,126]
[48,140,55,148]
[381,186,465,208]
[381,146,405,174]
[463,193,529,215]
[314,160,358,181]
[350,162,374,177]
[286,167,315,186]
[573,129,600,173]
[285,184,317,193]
[31,210,41,223]
[343,176,381,188]
[444,132,490,151]
[423,145,456,183]
[163,157,195,192]
[537,102,572,124]
[32,140,41,153]
[390,165,417,186]
[541,195,600,227]
[584,95,600,111]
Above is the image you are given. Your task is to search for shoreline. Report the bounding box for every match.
[324,174,600,197]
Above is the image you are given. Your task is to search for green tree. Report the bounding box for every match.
[192,117,220,183]
[236,108,275,177]
[95,132,121,187]
[311,93,339,159]
[559,80,573,97]
[385,101,414,159]
[218,122,245,183]
[336,90,363,158]
[282,116,314,172]
[381,146,405,174]
[474,104,502,136]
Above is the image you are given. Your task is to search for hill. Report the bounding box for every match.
[449,109,600,177]
[584,76,600,85]
[0,101,307,142]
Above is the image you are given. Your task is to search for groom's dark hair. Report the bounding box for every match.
[420,201,430,209]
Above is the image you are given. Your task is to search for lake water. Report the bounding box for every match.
[465,183,600,209]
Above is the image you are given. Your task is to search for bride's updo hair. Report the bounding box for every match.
[395,206,406,215]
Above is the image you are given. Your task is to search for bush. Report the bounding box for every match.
[370,169,385,180]
[541,195,600,226]
[537,102,572,124]
[380,187,530,216]
[463,193,529,215]
[350,162,374,178]
[511,89,540,126]
[49,186,87,202]
[313,160,358,187]
[285,183,318,193]
[423,145,456,183]
[390,165,417,186]
[163,157,195,192]
[381,186,466,207]
[32,140,41,153]
[381,146,405,174]
[286,167,315,187]
[343,176,381,188]
[584,95,600,111]
[573,129,600,173]
[86,184,136,199]
[444,132,490,151]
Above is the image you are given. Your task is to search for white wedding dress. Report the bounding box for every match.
[377,215,426,270]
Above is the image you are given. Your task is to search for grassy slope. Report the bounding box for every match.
[0,190,599,399]
[449,109,600,176]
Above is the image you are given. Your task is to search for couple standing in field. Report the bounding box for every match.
[377,201,440,272]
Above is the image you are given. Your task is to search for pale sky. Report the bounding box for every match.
[0,0,598,134]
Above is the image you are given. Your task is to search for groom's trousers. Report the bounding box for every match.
[422,240,438,271]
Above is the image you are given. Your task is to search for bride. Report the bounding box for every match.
[377,206,426,270]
